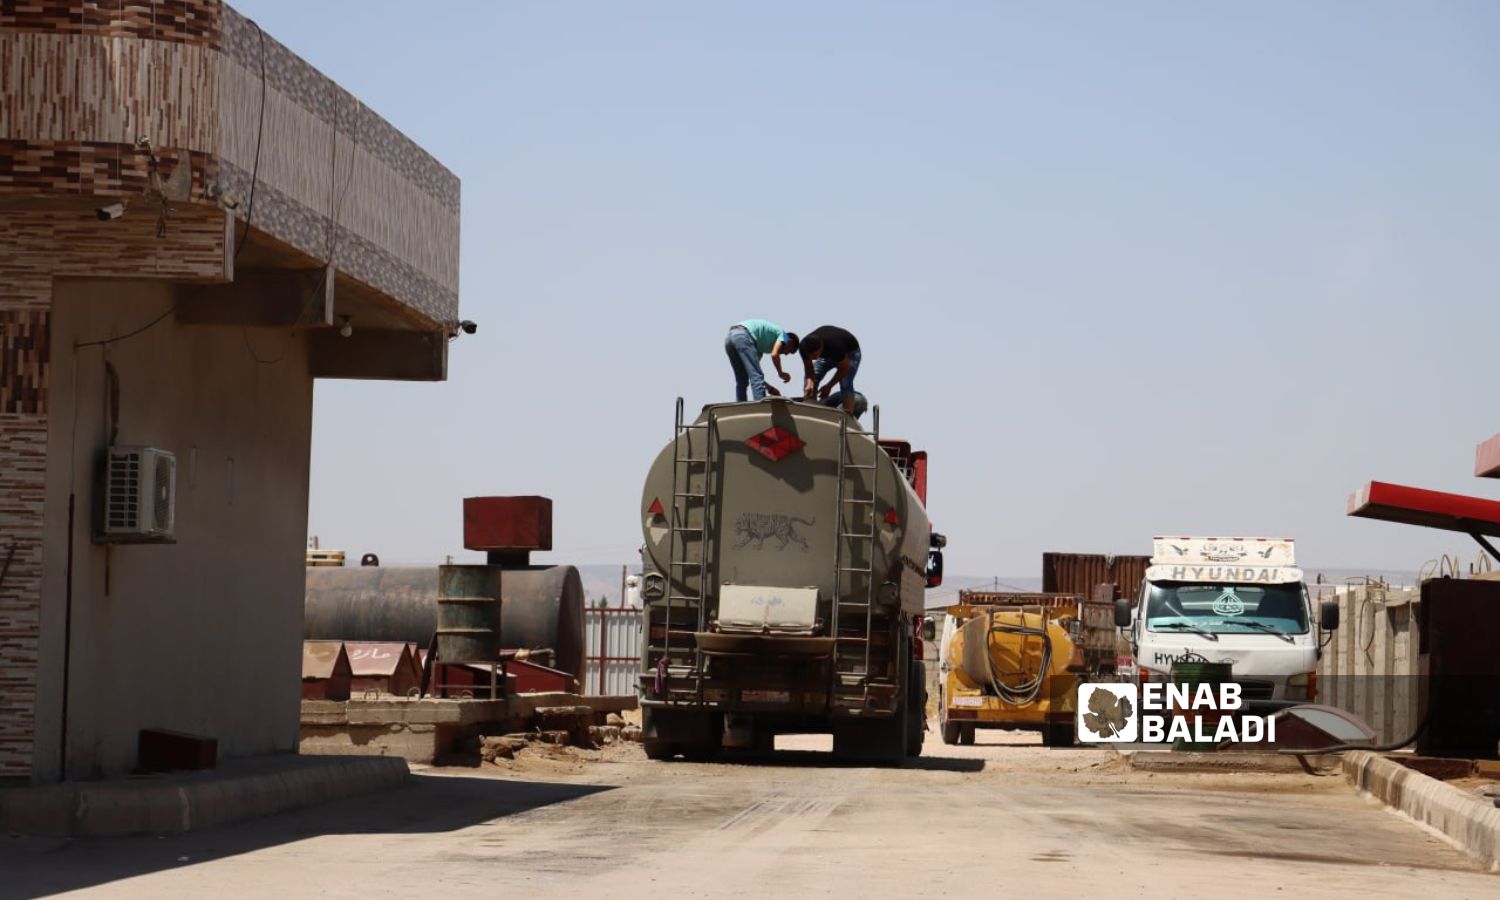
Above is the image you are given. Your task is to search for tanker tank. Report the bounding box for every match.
[303,565,585,679]
[639,399,931,621]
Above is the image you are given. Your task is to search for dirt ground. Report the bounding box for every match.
[1,723,1493,898]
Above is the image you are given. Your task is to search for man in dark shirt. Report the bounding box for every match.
[800,325,862,415]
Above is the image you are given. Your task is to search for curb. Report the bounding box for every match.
[1343,751,1500,871]
[0,756,410,838]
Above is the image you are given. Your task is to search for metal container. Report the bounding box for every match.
[1042,552,1151,602]
[437,565,502,663]
[1417,578,1500,759]
[304,565,587,677]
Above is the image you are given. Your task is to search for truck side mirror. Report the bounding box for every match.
[921,616,936,642]
[1319,600,1340,631]
[926,550,944,588]
[1114,597,1133,628]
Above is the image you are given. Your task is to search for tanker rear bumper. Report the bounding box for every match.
[639,678,899,718]
[694,633,836,657]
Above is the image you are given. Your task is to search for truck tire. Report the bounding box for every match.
[641,707,722,761]
[941,718,962,745]
[678,712,724,761]
[832,714,905,764]
[641,707,677,760]
[643,739,679,760]
[1042,721,1075,748]
[833,623,910,765]
[907,661,926,757]
[959,723,976,745]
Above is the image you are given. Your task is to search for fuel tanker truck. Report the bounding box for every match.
[637,397,945,762]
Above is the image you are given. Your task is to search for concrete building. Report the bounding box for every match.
[0,1,460,782]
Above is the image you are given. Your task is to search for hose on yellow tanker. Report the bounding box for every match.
[983,610,1052,706]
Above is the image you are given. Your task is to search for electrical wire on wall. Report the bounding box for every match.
[233,20,268,263]
[241,60,360,365]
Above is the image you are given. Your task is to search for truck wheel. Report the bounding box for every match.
[959,723,976,745]
[678,713,725,761]
[907,661,926,757]
[832,716,905,764]
[641,707,678,760]
[1042,721,1075,748]
[679,741,722,762]
[941,718,962,746]
[641,706,719,761]
[643,739,679,760]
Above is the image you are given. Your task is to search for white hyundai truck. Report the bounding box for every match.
[1113,537,1339,708]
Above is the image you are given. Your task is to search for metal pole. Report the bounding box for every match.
[599,608,609,695]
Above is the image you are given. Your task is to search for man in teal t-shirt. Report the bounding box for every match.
[725,319,799,401]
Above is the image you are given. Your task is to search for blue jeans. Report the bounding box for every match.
[813,348,860,401]
[725,327,766,401]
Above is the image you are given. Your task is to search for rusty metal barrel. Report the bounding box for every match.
[436,565,502,663]
[304,565,586,678]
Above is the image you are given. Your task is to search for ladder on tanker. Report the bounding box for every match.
[831,405,882,706]
[658,397,716,695]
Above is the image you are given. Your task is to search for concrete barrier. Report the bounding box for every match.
[0,755,409,838]
[1343,751,1500,871]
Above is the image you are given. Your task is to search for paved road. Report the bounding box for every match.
[1,730,1491,898]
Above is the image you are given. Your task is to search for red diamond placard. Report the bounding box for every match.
[746,426,806,462]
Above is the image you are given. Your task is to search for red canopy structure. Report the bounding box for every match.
[1348,481,1500,537]
[1347,432,1500,559]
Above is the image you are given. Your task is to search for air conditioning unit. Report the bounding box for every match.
[98,446,176,543]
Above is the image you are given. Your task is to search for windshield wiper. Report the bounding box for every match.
[1153,621,1219,642]
[1220,619,1295,644]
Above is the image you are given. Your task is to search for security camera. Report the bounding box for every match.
[96,202,126,221]
[459,320,477,335]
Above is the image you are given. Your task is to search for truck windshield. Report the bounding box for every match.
[1145,583,1308,635]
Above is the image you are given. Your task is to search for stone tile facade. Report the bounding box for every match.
[0,0,219,46]
[1,1,460,324]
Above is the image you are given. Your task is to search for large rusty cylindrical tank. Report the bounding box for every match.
[639,399,930,618]
[304,565,585,678]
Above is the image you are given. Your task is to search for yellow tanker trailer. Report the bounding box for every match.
[939,590,1118,746]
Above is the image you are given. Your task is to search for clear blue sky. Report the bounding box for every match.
[238,1,1500,577]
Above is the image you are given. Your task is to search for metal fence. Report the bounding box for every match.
[583,607,643,697]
